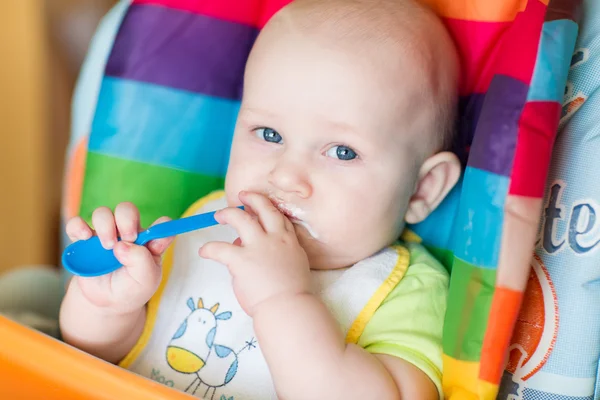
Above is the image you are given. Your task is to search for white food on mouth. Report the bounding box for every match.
[269,196,320,240]
[294,220,319,240]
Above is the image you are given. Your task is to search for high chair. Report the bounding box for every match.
[1,1,593,399]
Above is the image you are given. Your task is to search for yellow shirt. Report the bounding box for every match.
[359,242,449,398]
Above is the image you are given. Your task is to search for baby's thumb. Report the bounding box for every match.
[113,241,161,288]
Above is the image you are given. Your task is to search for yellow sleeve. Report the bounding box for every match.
[358,243,449,398]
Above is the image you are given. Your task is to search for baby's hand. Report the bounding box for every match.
[200,191,311,316]
[65,203,173,315]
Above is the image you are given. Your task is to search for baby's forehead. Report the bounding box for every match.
[248,0,458,153]
[275,0,434,47]
[261,0,441,83]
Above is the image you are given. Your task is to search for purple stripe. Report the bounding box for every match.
[455,93,485,166]
[105,4,258,100]
[467,75,529,177]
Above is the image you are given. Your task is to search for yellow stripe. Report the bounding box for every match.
[442,355,498,400]
[442,355,480,400]
[477,380,499,400]
[119,191,226,368]
[345,245,410,344]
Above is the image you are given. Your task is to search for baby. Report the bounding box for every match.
[60,0,460,399]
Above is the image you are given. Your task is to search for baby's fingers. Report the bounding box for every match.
[199,241,242,269]
[65,217,94,242]
[114,202,140,242]
[147,216,174,256]
[113,242,161,288]
[92,207,117,249]
[239,191,289,233]
[215,207,263,245]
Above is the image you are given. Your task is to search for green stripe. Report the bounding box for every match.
[424,245,454,273]
[443,257,496,361]
[80,153,225,227]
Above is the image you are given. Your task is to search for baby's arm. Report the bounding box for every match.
[200,192,438,399]
[59,204,173,364]
[254,295,438,400]
[60,276,148,363]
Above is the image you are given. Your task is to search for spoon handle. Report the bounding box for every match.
[134,206,243,245]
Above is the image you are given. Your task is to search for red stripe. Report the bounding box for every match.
[493,0,546,84]
[132,0,292,28]
[444,18,512,96]
[509,101,561,197]
[444,0,547,95]
[257,0,294,27]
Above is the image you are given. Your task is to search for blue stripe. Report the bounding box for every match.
[89,77,239,176]
[527,20,579,102]
[409,176,462,251]
[452,167,509,268]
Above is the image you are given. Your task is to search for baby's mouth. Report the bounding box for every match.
[269,198,303,222]
[282,210,300,222]
[278,207,301,222]
[269,198,320,240]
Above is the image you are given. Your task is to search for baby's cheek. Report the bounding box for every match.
[359,208,403,251]
[224,173,250,207]
[336,211,373,247]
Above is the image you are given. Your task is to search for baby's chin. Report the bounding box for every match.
[305,249,363,270]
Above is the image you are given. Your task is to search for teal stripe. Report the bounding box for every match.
[409,176,462,253]
[453,167,509,269]
[527,20,579,102]
[90,77,239,177]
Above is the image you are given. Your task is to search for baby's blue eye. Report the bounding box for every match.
[326,145,357,161]
[255,127,283,144]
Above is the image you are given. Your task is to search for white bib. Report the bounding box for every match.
[120,192,409,400]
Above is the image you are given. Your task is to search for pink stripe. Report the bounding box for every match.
[493,0,546,84]
[132,0,292,28]
[509,101,561,197]
[444,18,513,96]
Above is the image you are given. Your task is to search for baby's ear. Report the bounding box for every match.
[405,152,461,224]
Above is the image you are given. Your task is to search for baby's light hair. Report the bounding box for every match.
[270,0,460,153]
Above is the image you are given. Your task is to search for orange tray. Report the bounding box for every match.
[0,315,193,400]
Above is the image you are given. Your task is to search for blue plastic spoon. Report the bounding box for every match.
[62,207,242,277]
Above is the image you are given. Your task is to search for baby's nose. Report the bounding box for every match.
[268,161,312,198]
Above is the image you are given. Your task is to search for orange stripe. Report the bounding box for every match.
[420,0,529,22]
[479,287,524,383]
[63,137,88,219]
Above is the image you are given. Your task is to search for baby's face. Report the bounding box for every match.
[225,24,435,269]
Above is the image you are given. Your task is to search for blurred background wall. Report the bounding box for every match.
[0,1,115,273]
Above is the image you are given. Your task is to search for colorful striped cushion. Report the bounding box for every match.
[62,1,583,398]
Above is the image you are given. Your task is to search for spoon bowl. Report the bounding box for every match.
[62,207,240,277]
